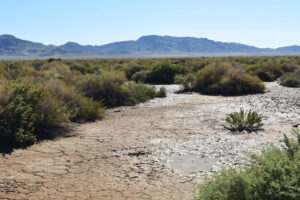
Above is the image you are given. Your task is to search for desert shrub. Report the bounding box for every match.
[0,79,12,105]
[46,79,81,119]
[245,61,283,82]
[78,71,131,107]
[68,61,99,74]
[280,69,300,87]
[245,65,275,81]
[124,65,147,79]
[69,63,88,74]
[225,109,263,132]
[278,60,299,73]
[147,63,188,84]
[194,63,265,95]
[191,61,209,72]
[132,70,151,82]
[34,94,68,135]
[196,129,300,200]
[75,99,105,122]
[47,58,61,63]
[155,87,167,98]
[256,69,275,81]
[51,63,75,82]
[194,63,232,94]
[30,60,45,70]
[220,69,265,95]
[78,71,162,107]
[126,81,156,104]
[281,77,300,87]
[174,73,195,91]
[0,82,67,147]
[46,79,105,122]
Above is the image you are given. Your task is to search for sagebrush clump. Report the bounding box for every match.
[174,73,195,92]
[155,87,167,98]
[194,63,265,95]
[126,81,156,104]
[131,70,151,83]
[0,82,68,147]
[148,63,188,84]
[78,71,131,107]
[132,63,188,84]
[280,69,300,87]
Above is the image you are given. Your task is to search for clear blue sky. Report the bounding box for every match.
[1,0,300,48]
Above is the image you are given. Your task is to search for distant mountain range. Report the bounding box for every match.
[1,34,300,59]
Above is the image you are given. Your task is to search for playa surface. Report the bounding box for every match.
[1,82,299,200]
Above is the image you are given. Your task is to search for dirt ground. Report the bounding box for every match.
[0,82,299,200]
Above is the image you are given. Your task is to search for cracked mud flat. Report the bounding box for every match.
[1,82,299,200]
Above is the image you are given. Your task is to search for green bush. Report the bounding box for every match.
[124,65,147,79]
[78,71,162,107]
[0,61,165,149]
[245,61,284,82]
[132,70,151,83]
[0,82,67,147]
[126,81,156,104]
[281,77,300,87]
[155,87,167,98]
[79,71,131,107]
[194,63,231,94]
[245,65,275,81]
[68,61,99,74]
[280,69,300,87]
[147,63,188,84]
[46,79,81,119]
[196,129,300,200]
[75,99,105,122]
[174,73,195,91]
[194,63,265,95]
[225,109,263,132]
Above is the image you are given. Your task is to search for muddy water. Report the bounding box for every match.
[0,82,299,200]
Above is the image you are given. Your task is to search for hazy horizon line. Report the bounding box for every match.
[1,33,299,49]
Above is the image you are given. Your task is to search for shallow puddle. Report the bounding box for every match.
[169,155,216,174]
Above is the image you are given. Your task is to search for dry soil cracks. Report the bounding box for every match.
[0,82,299,200]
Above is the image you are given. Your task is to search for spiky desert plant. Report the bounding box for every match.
[225,109,263,132]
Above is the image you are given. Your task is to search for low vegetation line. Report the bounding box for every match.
[0,56,299,149]
[0,59,166,149]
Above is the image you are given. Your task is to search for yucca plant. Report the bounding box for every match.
[225,109,263,132]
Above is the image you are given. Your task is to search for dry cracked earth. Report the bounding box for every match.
[0,82,299,200]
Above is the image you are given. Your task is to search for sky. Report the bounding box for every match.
[1,0,300,48]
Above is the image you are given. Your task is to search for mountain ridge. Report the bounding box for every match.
[0,34,300,59]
